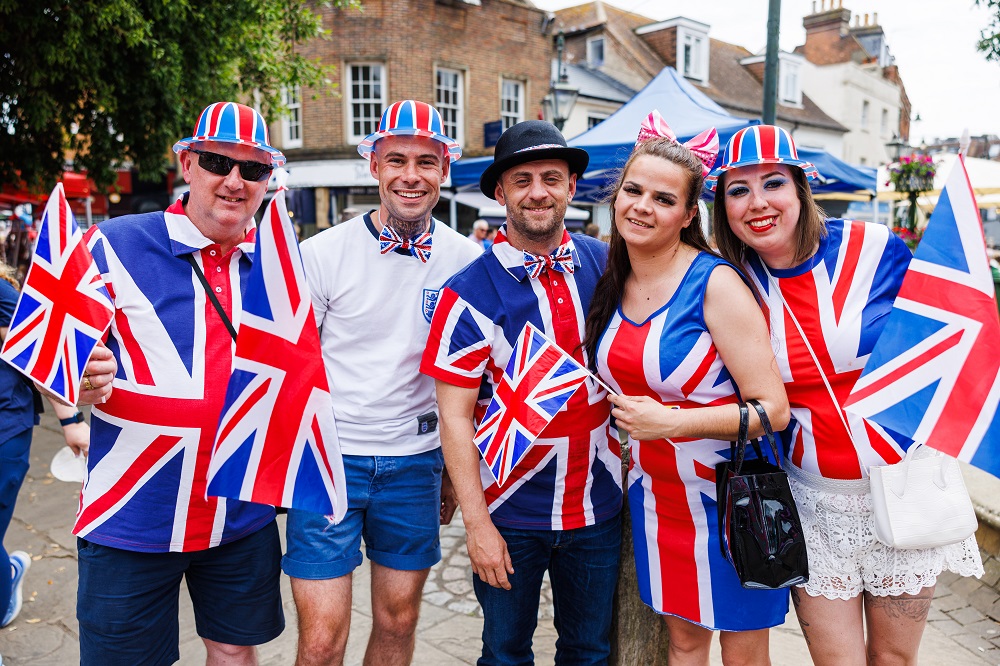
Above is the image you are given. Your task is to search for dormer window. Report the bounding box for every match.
[681,31,706,81]
[636,17,710,84]
[779,54,803,107]
[587,36,605,67]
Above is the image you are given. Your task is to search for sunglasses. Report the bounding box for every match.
[189,149,273,182]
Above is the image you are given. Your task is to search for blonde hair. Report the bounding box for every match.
[0,261,18,290]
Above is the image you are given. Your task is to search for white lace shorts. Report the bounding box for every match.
[787,462,983,601]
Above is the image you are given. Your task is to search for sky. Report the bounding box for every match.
[531,0,1000,145]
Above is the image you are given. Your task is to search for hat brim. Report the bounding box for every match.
[705,158,818,192]
[173,137,287,167]
[479,146,590,200]
[357,129,462,162]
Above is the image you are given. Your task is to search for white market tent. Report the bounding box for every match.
[877,153,1000,209]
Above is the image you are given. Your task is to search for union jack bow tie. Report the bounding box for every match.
[379,225,433,263]
[523,244,575,279]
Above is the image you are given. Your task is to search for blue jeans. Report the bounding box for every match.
[474,513,621,666]
[0,429,32,620]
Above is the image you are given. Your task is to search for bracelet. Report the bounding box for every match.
[59,412,85,427]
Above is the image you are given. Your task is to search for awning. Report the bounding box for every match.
[269,159,381,190]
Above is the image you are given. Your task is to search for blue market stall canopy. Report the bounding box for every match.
[450,67,875,202]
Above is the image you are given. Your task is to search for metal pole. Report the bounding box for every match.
[762,0,781,125]
[553,32,565,130]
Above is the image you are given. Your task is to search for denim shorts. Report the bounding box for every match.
[282,448,444,579]
[77,521,284,666]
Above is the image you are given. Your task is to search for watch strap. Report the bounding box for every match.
[59,412,85,427]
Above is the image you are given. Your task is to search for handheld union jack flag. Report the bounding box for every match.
[474,322,590,487]
[0,183,113,405]
[206,186,348,520]
[845,155,1000,476]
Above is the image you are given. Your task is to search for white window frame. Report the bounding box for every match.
[282,85,303,149]
[347,62,387,144]
[587,36,605,68]
[881,108,890,137]
[779,59,802,107]
[861,100,870,130]
[501,79,524,131]
[435,67,464,147]
[678,27,709,84]
[587,113,609,129]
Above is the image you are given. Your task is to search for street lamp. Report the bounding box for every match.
[885,134,908,162]
[542,31,579,131]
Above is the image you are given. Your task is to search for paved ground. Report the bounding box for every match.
[1,413,997,664]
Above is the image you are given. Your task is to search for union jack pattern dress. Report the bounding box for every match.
[744,219,913,480]
[595,252,788,631]
[421,228,621,531]
[73,198,275,553]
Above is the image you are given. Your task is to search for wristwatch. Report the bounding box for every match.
[59,412,85,427]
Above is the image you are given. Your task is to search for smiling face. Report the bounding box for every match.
[722,163,803,269]
[371,135,448,237]
[495,159,576,251]
[180,140,272,253]
[613,154,697,253]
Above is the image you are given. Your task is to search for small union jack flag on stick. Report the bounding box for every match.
[474,322,603,487]
[845,153,1000,476]
[206,182,348,520]
[1,183,114,405]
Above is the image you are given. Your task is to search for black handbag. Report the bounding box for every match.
[715,399,808,590]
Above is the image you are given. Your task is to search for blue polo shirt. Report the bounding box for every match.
[1,279,39,440]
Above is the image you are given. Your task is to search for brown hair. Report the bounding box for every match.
[713,166,827,271]
[583,139,718,367]
[0,261,18,290]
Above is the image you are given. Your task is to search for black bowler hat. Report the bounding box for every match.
[479,120,590,200]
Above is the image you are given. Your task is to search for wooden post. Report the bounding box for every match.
[609,454,670,665]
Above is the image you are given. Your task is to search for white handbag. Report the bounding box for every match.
[869,445,978,550]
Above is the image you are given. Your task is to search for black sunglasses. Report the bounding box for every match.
[189,149,273,182]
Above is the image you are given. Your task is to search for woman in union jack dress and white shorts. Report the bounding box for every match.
[710,125,983,665]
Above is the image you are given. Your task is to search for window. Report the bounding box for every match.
[881,108,889,137]
[282,86,303,149]
[682,33,704,79]
[501,79,524,131]
[779,60,801,106]
[587,37,605,67]
[436,68,464,146]
[587,114,608,129]
[348,63,386,143]
[861,100,870,130]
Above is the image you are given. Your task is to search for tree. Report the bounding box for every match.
[977,0,1000,63]
[0,0,356,190]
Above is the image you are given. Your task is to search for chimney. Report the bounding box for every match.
[803,3,852,37]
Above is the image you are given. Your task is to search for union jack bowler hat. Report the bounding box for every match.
[173,102,286,167]
[705,125,818,192]
[479,120,589,200]
[357,100,461,163]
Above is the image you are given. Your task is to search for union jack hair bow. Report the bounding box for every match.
[379,224,433,262]
[635,109,719,176]
[523,243,575,279]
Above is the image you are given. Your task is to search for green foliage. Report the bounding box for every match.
[0,0,357,190]
[977,0,1000,63]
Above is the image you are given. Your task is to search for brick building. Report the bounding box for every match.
[266,0,553,236]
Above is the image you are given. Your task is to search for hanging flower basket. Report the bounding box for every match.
[887,155,936,193]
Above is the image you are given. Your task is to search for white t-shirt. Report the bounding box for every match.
[301,213,481,455]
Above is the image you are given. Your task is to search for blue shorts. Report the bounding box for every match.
[77,522,284,666]
[283,449,444,579]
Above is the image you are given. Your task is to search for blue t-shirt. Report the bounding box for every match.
[0,279,39,440]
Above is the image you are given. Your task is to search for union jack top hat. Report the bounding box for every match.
[173,102,286,167]
[705,125,818,192]
[357,101,461,162]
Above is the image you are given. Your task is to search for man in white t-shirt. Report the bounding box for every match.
[283,100,481,666]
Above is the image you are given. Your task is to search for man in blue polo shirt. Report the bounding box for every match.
[421,121,623,665]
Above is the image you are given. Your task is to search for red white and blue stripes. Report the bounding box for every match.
[706,125,817,191]
[173,102,286,166]
[357,100,462,162]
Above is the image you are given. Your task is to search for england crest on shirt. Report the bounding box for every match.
[422,288,440,323]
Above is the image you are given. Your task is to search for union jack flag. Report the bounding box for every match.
[845,156,1000,475]
[206,188,347,520]
[0,183,114,405]
[474,322,589,487]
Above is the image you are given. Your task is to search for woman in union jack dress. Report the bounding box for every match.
[583,112,792,665]
[711,125,983,665]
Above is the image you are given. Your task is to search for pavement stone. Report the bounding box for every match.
[1,414,998,665]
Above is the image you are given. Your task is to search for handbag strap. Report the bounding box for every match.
[184,253,238,342]
[747,399,783,469]
[731,401,751,474]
